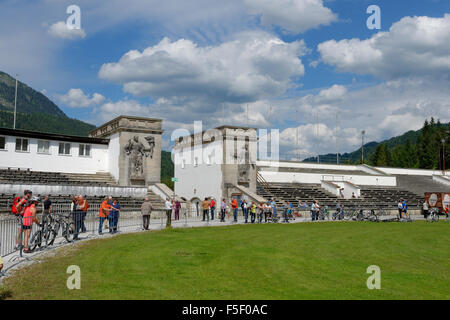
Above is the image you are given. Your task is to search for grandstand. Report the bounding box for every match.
[0,168,118,186]
[256,183,424,210]
[0,189,164,215]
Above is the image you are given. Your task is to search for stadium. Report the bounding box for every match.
[0,0,449,303]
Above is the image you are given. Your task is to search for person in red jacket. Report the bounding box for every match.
[210,198,216,221]
[230,198,238,222]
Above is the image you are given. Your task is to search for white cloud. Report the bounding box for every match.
[58,89,105,108]
[269,78,450,158]
[244,0,337,33]
[98,100,151,121]
[99,31,306,105]
[48,21,86,40]
[318,14,450,79]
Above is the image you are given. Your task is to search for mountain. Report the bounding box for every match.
[0,71,65,117]
[0,71,96,136]
[0,71,174,186]
[304,121,450,169]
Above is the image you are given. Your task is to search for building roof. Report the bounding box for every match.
[0,127,110,145]
[89,115,163,138]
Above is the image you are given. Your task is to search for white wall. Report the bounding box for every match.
[0,135,108,174]
[107,132,120,181]
[257,160,360,171]
[174,140,223,202]
[433,175,450,187]
[376,167,447,176]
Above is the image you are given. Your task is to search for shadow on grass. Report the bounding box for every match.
[0,287,13,300]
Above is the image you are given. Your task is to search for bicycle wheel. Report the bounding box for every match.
[29,230,42,252]
[47,225,59,246]
[62,221,74,242]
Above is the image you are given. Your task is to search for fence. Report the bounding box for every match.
[0,203,271,259]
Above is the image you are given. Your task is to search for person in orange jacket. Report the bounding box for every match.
[98,197,112,235]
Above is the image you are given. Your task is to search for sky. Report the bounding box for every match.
[0,0,449,158]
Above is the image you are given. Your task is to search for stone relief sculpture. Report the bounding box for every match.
[233,142,255,183]
[124,136,155,178]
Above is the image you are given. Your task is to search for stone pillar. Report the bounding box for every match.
[89,116,163,187]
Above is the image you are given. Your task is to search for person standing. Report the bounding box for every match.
[270,199,277,218]
[43,195,52,216]
[402,199,408,219]
[210,198,216,221]
[283,202,290,223]
[220,198,227,222]
[110,199,121,233]
[231,198,238,222]
[98,197,111,236]
[165,198,173,228]
[22,196,40,253]
[174,200,181,220]
[397,199,403,219]
[14,190,33,250]
[73,196,86,240]
[141,197,153,230]
[264,202,271,223]
[311,200,320,221]
[250,202,257,223]
[422,200,429,218]
[202,198,210,222]
[242,200,249,223]
[78,195,88,233]
[257,202,264,223]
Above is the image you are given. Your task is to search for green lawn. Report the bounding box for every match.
[1,221,449,300]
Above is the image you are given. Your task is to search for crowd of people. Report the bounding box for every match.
[7,189,449,254]
[9,190,123,253]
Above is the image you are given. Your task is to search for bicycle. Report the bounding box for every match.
[317,208,329,220]
[366,209,379,222]
[332,209,344,220]
[427,208,439,222]
[29,214,57,252]
[51,213,75,243]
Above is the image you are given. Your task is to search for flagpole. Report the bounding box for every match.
[14,74,18,129]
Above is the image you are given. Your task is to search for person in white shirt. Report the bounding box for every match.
[243,200,249,223]
[397,200,403,219]
[165,198,173,228]
[422,201,429,218]
[311,201,320,221]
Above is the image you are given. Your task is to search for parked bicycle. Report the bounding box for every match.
[427,208,439,222]
[317,207,330,220]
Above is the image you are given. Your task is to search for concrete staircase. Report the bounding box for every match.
[147,189,165,209]
[62,172,118,186]
[396,175,450,196]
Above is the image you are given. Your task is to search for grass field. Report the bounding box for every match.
[1,221,449,300]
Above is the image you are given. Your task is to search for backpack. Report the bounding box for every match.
[11,196,21,215]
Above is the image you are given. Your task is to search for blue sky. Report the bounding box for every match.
[1,0,449,157]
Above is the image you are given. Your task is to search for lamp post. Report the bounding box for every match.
[361,130,366,164]
[442,138,446,175]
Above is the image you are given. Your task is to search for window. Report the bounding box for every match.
[0,136,5,150]
[79,144,91,157]
[37,140,50,154]
[58,142,71,155]
[15,138,29,152]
